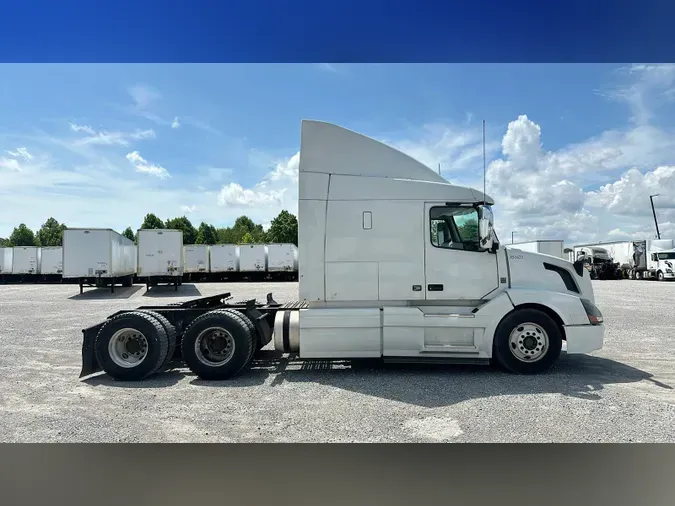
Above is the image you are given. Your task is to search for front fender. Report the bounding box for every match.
[506,288,589,326]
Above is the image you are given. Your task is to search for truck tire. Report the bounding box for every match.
[135,310,177,369]
[635,270,642,280]
[94,311,169,381]
[658,270,665,281]
[492,308,562,374]
[180,309,254,380]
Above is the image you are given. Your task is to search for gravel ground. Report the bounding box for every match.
[0,279,674,442]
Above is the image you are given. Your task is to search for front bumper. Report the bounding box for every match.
[564,324,604,354]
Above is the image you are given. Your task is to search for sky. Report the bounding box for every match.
[1,63,675,245]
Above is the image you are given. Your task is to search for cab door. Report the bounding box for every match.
[424,202,499,301]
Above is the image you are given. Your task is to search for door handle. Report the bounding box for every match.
[428,284,444,291]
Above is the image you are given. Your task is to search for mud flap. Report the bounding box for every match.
[79,324,104,378]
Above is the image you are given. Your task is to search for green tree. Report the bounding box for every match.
[122,227,136,243]
[36,217,67,247]
[457,221,479,241]
[165,216,197,244]
[215,227,237,244]
[196,222,218,245]
[266,210,298,245]
[0,237,9,247]
[140,213,164,229]
[240,231,254,244]
[231,215,266,243]
[9,224,37,246]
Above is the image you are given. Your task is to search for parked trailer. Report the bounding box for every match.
[137,229,184,291]
[209,244,238,281]
[63,228,136,293]
[505,240,564,259]
[184,245,210,282]
[0,247,13,282]
[12,246,41,282]
[238,244,266,280]
[39,246,63,282]
[266,243,299,280]
[79,120,605,383]
[564,248,574,263]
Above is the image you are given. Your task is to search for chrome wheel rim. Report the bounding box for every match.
[508,322,549,363]
[195,327,235,366]
[108,328,148,368]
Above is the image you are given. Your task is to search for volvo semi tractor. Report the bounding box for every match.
[79,120,605,382]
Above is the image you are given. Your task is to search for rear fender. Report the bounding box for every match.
[245,308,275,346]
[80,322,105,378]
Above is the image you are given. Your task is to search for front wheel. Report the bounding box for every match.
[492,308,562,374]
[658,270,665,281]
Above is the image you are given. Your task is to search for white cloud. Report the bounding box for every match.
[6,147,33,161]
[70,122,156,146]
[128,84,161,109]
[171,116,180,129]
[125,151,170,179]
[597,63,675,125]
[181,204,196,213]
[383,123,501,175]
[262,151,299,185]
[0,157,22,171]
[217,183,285,207]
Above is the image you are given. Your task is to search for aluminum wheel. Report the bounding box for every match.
[195,327,236,367]
[108,328,149,368]
[508,322,549,363]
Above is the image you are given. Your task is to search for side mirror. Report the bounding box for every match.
[477,205,495,252]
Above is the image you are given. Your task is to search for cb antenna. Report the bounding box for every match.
[482,119,486,206]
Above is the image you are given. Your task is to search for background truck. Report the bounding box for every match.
[575,239,675,281]
[39,246,63,281]
[137,229,184,290]
[79,120,605,383]
[63,228,137,293]
[506,240,564,259]
[572,245,622,280]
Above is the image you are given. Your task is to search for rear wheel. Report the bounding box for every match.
[492,308,562,374]
[635,270,642,280]
[135,310,177,369]
[94,312,169,381]
[181,310,255,380]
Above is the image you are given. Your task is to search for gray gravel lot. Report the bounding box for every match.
[0,280,674,442]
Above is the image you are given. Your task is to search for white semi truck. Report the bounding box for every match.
[79,120,605,382]
[576,239,675,281]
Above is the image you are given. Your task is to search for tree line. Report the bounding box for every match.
[0,210,298,248]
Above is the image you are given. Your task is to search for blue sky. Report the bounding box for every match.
[2,63,675,243]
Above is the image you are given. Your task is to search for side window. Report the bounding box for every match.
[430,205,480,251]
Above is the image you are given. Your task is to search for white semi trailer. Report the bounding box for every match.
[79,120,605,382]
[0,247,14,276]
[63,228,137,294]
[184,245,210,281]
[576,239,675,281]
[39,246,63,279]
[506,240,564,259]
[136,229,184,291]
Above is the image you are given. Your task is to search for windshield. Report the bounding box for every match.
[657,252,675,260]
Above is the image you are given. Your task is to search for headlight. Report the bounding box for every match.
[667,269,673,273]
[581,298,603,325]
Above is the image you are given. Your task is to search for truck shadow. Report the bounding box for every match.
[141,284,202,298]
[68,285,143,300]
[190,350,669,407]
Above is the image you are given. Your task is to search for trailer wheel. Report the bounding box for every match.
[181,309,254,380]
[492,308,562,374]
[135,310,177,369]
[94,312,169,381]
